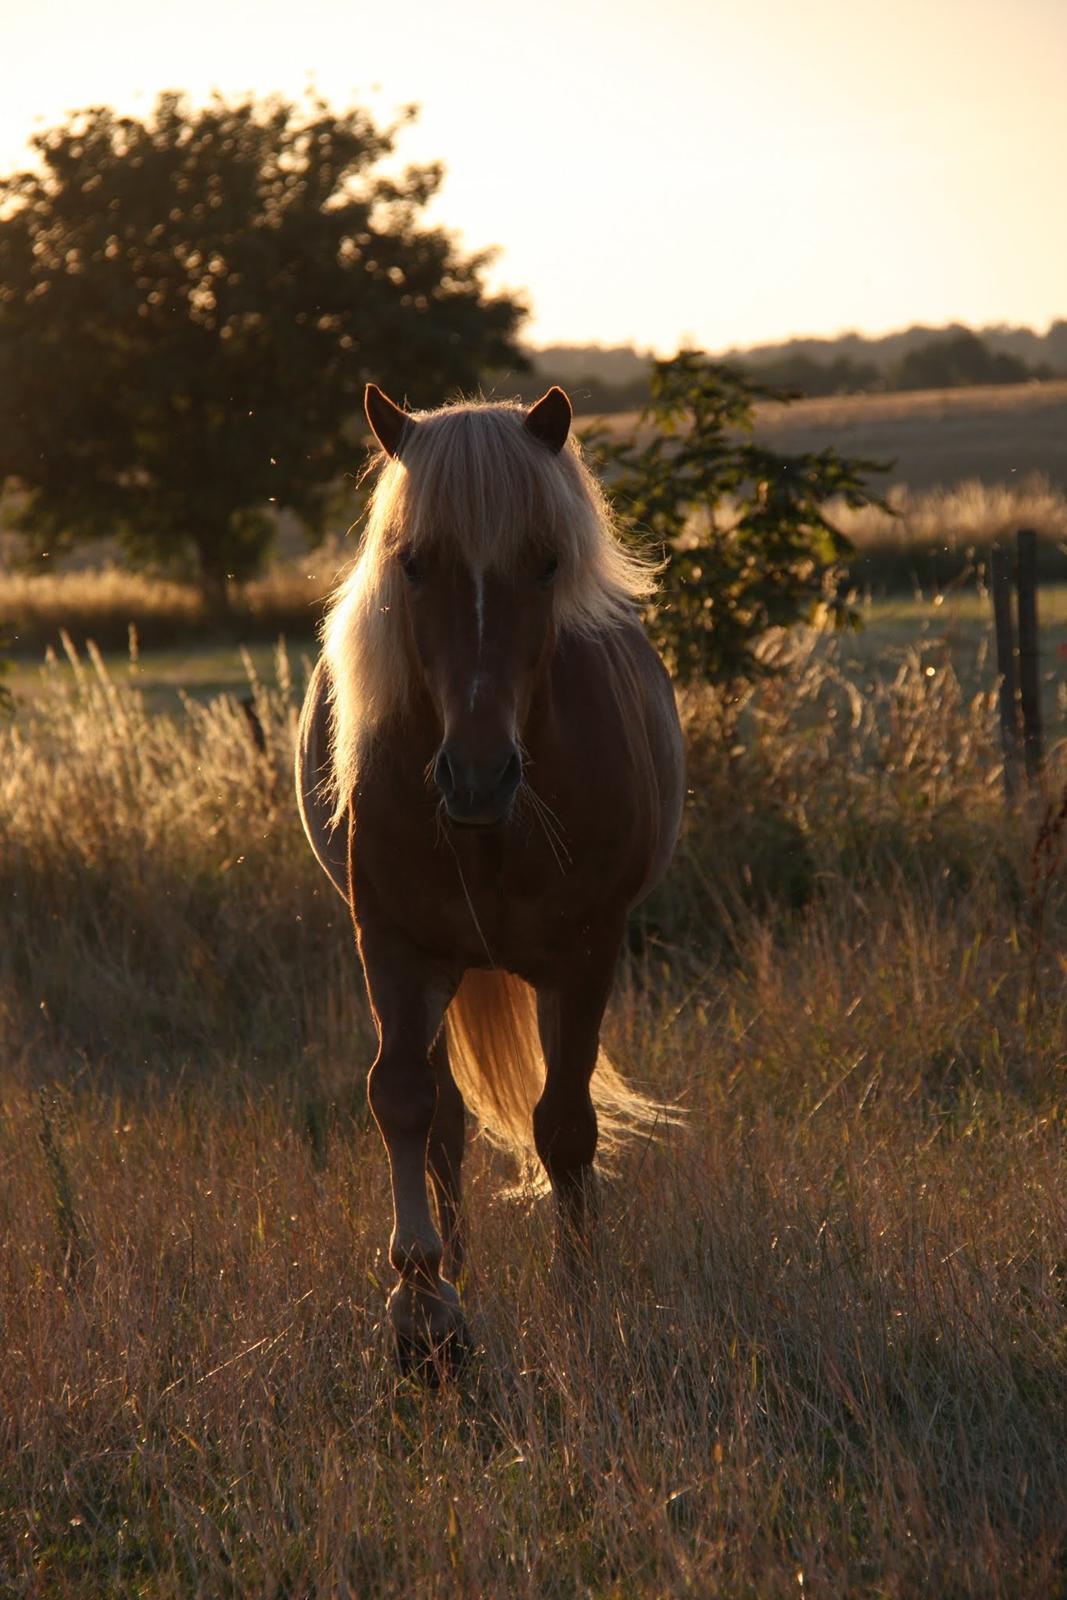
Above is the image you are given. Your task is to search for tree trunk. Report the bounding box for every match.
[201,568,232,619]
[194,538,234,621]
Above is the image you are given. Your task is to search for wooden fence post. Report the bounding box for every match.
[990,543,1021,800]
[1015,528,1043,784]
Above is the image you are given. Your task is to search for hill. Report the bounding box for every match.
[581,379,1067,494]
[756,379,1067,492]
[727,319,1067,378]
[523,322,1067,410]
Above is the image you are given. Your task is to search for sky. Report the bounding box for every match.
[2,0,1065,354]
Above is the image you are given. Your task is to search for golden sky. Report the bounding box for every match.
[3,0,1065,352]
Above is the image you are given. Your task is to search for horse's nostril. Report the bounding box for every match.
[433,748,454,797]
[500,749,522,791]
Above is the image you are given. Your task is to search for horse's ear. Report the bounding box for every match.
[524,386,572,454]
[365,383,413,458]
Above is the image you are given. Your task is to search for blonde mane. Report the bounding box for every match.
[321,398,655,820]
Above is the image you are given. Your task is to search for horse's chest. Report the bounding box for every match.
[353,808,621,976]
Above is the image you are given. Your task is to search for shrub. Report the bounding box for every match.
[591,350,887,696]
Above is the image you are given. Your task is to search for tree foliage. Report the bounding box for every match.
[738,350,880,397]
[888,328,1044,390]
[594,351,887,688]
[0,94,527,604]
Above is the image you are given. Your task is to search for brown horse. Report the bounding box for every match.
[297,383,684,1372]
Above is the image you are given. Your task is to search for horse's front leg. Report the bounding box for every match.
[360,930,469,1377]
[534,931,622,1260]
[427,1032,466,1284]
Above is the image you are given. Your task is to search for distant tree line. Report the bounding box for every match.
[886,328,1054,391]
[524,321,1067,412]
[511,345,653,413]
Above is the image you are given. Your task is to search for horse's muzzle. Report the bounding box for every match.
[434,742,522,826]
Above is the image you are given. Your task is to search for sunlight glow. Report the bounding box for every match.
[2,0,1065,352]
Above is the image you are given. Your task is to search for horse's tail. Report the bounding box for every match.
[444,969,674,1187]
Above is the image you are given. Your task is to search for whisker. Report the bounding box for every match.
[519,780,570,874]
[525,789,568,859]
[520,769,572,860]
[515,741,569,841]
[517,785,549,863]
[433,796,448,849]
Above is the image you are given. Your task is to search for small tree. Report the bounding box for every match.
[593,350,887,693]
[0,94,527,608]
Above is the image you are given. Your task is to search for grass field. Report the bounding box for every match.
[2,620,1066,1596]
[2,390,1066,1596]
[589,379,1067,496]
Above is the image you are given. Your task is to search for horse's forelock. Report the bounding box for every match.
[381,405,576,566]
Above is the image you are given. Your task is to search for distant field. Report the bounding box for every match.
[582,378,1067,494]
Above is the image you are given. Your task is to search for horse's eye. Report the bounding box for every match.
[399,551,422,584]
[538,556,559,587]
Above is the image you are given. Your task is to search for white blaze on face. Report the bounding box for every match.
[473,566,485,645]
[468,563,485,712]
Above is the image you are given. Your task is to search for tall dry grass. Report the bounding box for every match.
[833,474,1067,592]
[838,474,1067,553]
[0,637,363,1077]
[689,474,1067,593]
[1,636,1066,1597]
[0,558,336,656]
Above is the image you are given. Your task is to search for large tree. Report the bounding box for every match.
[0,94,527,605]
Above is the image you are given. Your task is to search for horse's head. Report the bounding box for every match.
[366,383,573,827]
[322,386,650,829]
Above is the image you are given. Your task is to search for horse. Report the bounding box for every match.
[296,382,684,1374]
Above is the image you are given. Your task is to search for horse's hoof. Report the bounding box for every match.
[394,1316,473,1384]
[388,1279,472,1384]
